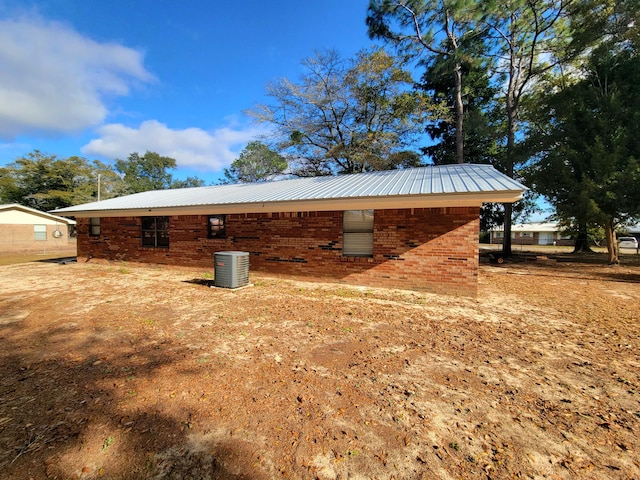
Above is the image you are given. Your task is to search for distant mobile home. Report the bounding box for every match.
[489,222,574,246]
[53,164,527,296]
[0,203,76,253]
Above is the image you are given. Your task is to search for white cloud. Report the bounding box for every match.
[0,16,154,139]
[81,120,267,171]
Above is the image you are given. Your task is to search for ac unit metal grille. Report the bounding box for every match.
[214,251,250,288]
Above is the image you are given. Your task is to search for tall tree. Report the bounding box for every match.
[93,160,129,202]
[248,48,434,176]
[529,5,640,264]
[114,151,177,193]
[0,151,98,211]
[418,34,499,165]
[0,150,204,210]
[367,0,482,164]
[222,141,287,184]
[114,151,204,193]
[482,0,572,255]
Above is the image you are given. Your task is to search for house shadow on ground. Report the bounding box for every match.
[0,307,264,480]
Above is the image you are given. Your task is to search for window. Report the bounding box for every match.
[208,215,226,238]
[343,210,374,257]
[89,217,101,236]
[34,224,46,241]
[141,216,169,248]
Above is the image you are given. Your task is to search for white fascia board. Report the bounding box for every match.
[66,191,524,218]
[0,204,76,224]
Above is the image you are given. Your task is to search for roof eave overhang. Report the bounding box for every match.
[2,204,76,224]
[58,191,524,218]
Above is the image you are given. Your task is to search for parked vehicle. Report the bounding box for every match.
[618,236,639,249]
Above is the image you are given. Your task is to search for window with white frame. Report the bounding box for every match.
[34,224,46,241]
[343,210,374,257]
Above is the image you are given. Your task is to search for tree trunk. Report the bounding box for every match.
[604,218,619,264]
[572,234,592,253]
[454,63,464,164]
[502,203,513,255]
[572,222,593,253]
[502,97,517,256]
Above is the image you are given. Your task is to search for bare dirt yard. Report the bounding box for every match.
[0,253,639,479]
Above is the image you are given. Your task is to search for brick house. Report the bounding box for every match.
[53,164,526,296]
[489,222,574,246]
[0,203,76,253]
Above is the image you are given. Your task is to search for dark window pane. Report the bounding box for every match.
[156,217,169,231]
[141,217,156,230]
[141,216,170,248]
[142,230,155,247]
[157,231,170,247]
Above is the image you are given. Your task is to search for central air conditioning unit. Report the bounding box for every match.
[214,251,250,288]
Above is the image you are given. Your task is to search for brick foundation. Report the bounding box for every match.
[77,207,480,296]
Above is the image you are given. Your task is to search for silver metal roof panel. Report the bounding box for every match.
[52,164,527,216]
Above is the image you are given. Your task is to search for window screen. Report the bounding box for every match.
[343,210,374,257]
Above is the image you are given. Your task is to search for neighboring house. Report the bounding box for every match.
[53,164,526,297]
[0,204,77,253]
[489,222,574,246]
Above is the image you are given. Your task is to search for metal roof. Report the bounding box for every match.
[52,164,527,217]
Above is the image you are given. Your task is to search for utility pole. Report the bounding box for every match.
[98,174,101,202]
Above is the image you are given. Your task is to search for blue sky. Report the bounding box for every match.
[0,0,379,183]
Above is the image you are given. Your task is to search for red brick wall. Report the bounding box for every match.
[77,207,480,296]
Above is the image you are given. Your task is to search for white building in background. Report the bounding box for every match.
[489,222,574,246]
[0,203,76,253]
[625,223,640,236]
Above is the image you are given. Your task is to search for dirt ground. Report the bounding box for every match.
[0,252,639,480]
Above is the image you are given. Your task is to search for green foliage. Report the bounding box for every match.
[529,37,640,262]
[171,176,205,189]
[102,436,114,451]
[567,0,640,58]
[418,34,500,166]
[114,151,205,193]
[367,0,482,59]
[114,151,177,193]
[222,141,287,184]
[0,151,99,211]
[482,0,573,253]
[0,149,205,211]
[368,0,484,164]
